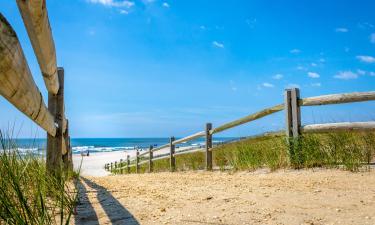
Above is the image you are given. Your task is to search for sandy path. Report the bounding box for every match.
[73,169,375,225]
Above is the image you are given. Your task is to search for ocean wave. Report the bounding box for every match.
[72,146,136,154]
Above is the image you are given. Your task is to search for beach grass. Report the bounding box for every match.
[112,131,375,174]
[0,131,78,225]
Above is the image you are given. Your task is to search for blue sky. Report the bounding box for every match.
[1,0,374,138]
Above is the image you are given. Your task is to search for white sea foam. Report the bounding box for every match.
[72,146,136,154]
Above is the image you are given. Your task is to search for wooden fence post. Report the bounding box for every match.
[284,88,302,166]
[110,162,113,172]
[62,119,72,171]
[149,145,154,173]
[120,159,123,174]
[205,123,213,171]
[136,149,140,173]
[285,89,293,138]
[127,155,130,173]
[46,67,64,175]
[291,88,301,138]
[115,161,117,174]
[170,137,176,172]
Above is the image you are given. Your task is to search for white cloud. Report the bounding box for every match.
[296,66,306,71]
[358,22,374,30]
[200,25,206,30]
[369,72,375,77]
[357,69,366,75]
[308,72,320,78]
[286,83,300,89]
[370,33,375,44]
[262,82,274,88]
[229,80,237,91]
[119,9,129,14]
[88,0,134,8]
[319,58,326,63]
[212,41,224,48]
[311,83,321,87]
[356,55,375,63]
[334,71,358,80]
[335,27,348,33]
[290,49,301,54]
[162,2,170,8]
[246,18,257,28]
[311,63,317,67]
[272,74,283,80]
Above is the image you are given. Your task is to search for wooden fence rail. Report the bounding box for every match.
[16,0,60,95]
[106,89,375,174]
[0,14,56,136]
[0,4,71,174]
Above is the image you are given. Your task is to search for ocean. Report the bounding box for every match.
[11,137,236,155]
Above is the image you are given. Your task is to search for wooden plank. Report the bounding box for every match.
[139,149,149,157]
[172,131,205,145]
[211,104,284,134]
[301,121,375,133]
[120,159,123,174]
[300,91,375,106]
[291,88,301,138]
[127,155,130,174]
[149,145,154,173]
[169,137,176,172]
[205,123,213,171]
[16,0,59,94]
[151,143,170,153]
[46,68,64,173]
[284,89,293,138]
[136,149,140,173]
[62,119,73,171]
[0,14,56,136]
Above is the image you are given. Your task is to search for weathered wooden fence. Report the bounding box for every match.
[0,1,72,173]
[106,89,375,173]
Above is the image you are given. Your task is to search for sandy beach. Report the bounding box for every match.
[73,147,194,177]
[73,168,375,225]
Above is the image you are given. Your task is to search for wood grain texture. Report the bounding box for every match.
[62,119,73,171]
[16,0,59,94]
[172,131,205,145]
[300,91,375,106]
[211,104,284,134]
[135,150,140,173]
[151,143,170,153]
[291,88,301,138]
[284,89,293,138]
[149,145,154,173]
[205,123,213,171]
[301,121,375,133]
[46,68,64,173]
[127,155,130,174]
[169,137,176,172]
[0,14,56,136]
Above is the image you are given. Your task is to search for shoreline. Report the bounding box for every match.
[73,146,194,177]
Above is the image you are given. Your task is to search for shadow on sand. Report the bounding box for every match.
[74,177,139,225]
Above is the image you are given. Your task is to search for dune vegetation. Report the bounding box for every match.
[113,131,375,174]
[0,131,78,225]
